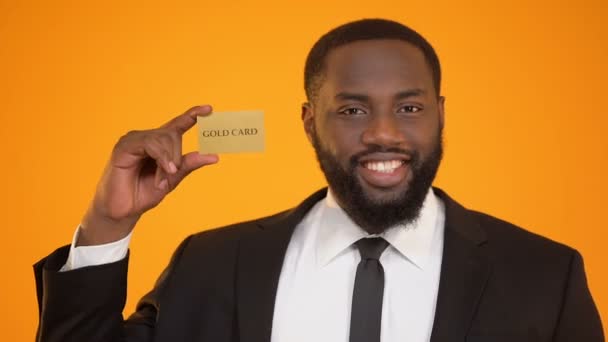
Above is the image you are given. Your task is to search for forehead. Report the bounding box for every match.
[321,39,434,96]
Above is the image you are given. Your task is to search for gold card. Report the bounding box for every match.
[197,110,265,154]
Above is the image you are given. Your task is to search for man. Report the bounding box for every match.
[34,19,604,341]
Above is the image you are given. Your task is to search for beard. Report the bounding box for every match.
[311,127,443,234]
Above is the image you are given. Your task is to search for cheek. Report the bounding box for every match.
[400,119,441,152]
[400,116,440,146]
[317,118,364,155]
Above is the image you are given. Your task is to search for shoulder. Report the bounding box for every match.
[472,209,574,255]
[465,209,581,280]
[434,187,579,271]
[155,208,294,285]
[175,208,294,257]
[435,187,577,259]
[176,188,328,257]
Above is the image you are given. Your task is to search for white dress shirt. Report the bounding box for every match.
[60,227,132,271]
[272,189,445,342]
[63,188,445,342]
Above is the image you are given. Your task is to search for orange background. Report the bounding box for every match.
[1,0,606,339]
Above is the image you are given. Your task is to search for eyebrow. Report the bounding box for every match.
[334,88,426,102]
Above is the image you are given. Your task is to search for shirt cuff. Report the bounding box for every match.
[60,225,132,272]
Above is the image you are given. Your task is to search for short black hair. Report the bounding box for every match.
[304,18,441,101]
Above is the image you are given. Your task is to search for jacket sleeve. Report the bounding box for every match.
[552,250,605,341]
[34,236,193,342]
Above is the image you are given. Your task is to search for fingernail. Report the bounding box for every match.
[158,179,168,190]
[168,161,177,174]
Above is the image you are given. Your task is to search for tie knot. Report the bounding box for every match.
[355,237,389,260]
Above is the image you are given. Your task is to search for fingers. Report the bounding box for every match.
[183,152,219,172]
[153,152,218,192]
[111,105,218,191]
[156,104,214,172]
[171,152,219,185]
[155,163,169,190]
[141,134,178,176]
[162,104,213,135]
[152,152,218,191]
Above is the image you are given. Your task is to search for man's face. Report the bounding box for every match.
[302,39,445,233]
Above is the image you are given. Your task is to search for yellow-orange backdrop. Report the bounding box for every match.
[1,0,606,339]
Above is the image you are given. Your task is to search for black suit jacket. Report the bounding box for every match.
[34,188,604,341]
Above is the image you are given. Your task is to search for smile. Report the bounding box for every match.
[362,160,405,173]
[356,155,410,188]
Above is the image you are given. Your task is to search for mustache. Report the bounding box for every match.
[349,145,419,167]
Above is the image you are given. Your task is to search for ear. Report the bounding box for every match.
[301,102,315,144]
[437,95,446,129]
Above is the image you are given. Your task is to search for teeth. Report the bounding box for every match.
[363,160,403,173]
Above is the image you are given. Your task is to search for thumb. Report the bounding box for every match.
[172,152,219,184]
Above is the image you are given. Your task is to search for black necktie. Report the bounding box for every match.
[349,237,390,342]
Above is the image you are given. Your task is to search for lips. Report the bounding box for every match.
[356,153,411,188]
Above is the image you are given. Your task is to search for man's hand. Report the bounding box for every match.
[77,105,219,246]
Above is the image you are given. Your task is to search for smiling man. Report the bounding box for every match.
[34,19,603,342]
[304,37,444,234]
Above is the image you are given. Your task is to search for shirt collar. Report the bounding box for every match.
[316,187,441,270]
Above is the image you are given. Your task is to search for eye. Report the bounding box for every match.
[398,105,422,113]
[339,107,367,115]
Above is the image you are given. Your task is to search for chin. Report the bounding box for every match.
[358,181,410,205]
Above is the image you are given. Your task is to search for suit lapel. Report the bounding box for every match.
[236,189,328,342]
[430,188,492,342]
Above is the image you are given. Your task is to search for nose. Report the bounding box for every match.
[361,113,406,147]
